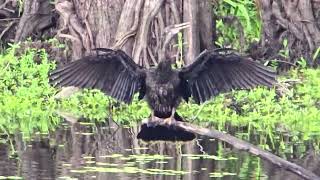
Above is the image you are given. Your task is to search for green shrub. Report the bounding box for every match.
[214,0,261,49]
[0,45,59,139]
[0,46,319,153]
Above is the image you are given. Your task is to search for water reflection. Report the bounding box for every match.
[0,120,319,180]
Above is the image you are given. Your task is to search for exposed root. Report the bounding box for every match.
[254,0,320,67]
[14,0,55,42]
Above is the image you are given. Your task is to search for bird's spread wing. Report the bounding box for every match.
[50,48,146,103]
[179,49,277,104]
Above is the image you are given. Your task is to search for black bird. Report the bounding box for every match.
[50,48,276,141]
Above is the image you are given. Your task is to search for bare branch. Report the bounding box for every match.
[142,117,320,180]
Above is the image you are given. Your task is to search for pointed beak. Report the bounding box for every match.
[163,22,190,43]
[164,22,190,34]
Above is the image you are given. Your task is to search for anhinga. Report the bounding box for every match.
[50,47,276,141]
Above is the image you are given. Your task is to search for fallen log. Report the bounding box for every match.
[139,118,320,180]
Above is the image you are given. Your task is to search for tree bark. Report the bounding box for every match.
[183,0,200,65]
[14,0,55,42]
[252,0,320,67]
[144,118,320,180]
[6,0,214,66]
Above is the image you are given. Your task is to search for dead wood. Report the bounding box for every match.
[0,0,19,47]
[198,0,214,50]
[114,0,144,53]
[143,118,320,180]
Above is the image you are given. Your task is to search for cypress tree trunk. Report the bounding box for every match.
[2,0,320,66]
[252,0,320,67]
[5,0,214,66]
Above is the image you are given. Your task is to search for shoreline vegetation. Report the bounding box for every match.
[0,0,319,179]
[0,47,319,154]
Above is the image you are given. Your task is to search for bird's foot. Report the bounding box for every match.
[163,117,177,127]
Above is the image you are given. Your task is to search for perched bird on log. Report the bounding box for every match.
[50,48,276,141]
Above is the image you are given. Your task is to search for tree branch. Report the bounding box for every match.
[143,118,320,180]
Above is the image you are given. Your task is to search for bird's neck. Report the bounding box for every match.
[155,61,174,83]
[157,62,172,74]
[157,61,172,70]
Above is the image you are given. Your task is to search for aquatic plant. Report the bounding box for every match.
[0,46,319,154]
[0,44,60,139]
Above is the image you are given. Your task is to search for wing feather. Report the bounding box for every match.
[243,64,275,87]
[110,72,125,99]
[50,61,83,75]
[207,71,223,93]
[49,48,146,103]
[246,62,276,79]
[195,81,204,103]
[204,75,214,95]
[190,82,200,104]
[50,62,86,85]
[125,77,133,102]
[58,65,95,87]
[76,66,99,87]
[236,64,264,87]
[179,50,277,104]
[119,74,130,101]
[232,66,254,89]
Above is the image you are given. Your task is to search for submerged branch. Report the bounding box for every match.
[145,118,320,180]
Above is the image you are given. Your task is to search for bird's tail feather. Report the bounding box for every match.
[137,113,196,142]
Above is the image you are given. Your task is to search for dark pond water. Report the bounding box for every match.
[0,121,319,180]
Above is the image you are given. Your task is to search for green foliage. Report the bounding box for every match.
[59,89,110,122]
[279,39,289,59]
[0,47,320,154]
[17,0,22,15]
[214,0,261,49]
[60,91,150,125]
[313,47,320,61]
[0,45,59,139]
[62,68,320,146]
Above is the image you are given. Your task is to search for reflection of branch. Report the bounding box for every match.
[104,126,121,147]
[143,118,320,180]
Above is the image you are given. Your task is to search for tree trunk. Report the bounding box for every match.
[3,0,214,66]
[252,0,320,67]
[2,0,320,67]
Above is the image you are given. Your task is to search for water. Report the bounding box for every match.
[0,121,319,180]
